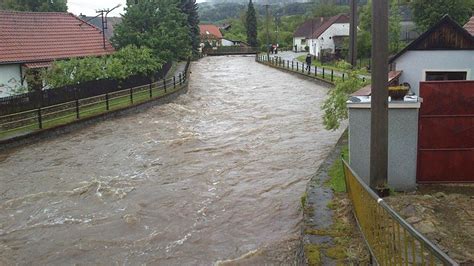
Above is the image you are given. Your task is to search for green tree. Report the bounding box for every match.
[2,0,67,12]
[181,0,201,57]
[246,0,258,47]
[312,3,349,18]
[112,0,191,62]
[357,0,403,57]
[411,0,473,31]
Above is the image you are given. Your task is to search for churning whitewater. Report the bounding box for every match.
[0,56,343,264]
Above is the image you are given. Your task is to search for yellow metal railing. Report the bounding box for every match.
[342,160,458,266]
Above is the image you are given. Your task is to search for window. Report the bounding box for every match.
[425,71,467,81]
[301,39,306,45]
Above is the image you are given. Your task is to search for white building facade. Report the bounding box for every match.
[293,14,350,55]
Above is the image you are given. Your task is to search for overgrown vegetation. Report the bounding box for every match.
[45,46,162,88]
[322,69,367,131]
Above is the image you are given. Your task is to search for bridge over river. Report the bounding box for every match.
[0,56,344,264]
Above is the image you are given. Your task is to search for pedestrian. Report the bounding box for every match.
[305,53,312,71]
[294,44,297,52]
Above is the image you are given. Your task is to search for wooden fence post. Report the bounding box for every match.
[331,70,334,82]
[296,62,299,71]
[323,68,325,79]
[343,73,345,82]
[292,61,294,70]
[179,73,182,85]
[75,99,80,119]
[173,76,176,89]
[130,88,133,104]
[106,93,109,110]
[149,83,153,98]
[302,63,305,73]
[37,108,42,129]
[164,79,167,93]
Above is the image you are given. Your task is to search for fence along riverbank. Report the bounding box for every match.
[0,60,190,141]
[343,160,458,265]
[255,54,368,85]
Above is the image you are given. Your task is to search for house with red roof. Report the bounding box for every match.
[293,14,350,56]
[0,11,115,97]
[199,24,223,48]
[464,15,474,36]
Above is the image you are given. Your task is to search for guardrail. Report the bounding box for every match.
[0,60,191,141]
[342,160,458,266]
[256,54,368,85]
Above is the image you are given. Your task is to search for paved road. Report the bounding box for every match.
[270,51,371,81]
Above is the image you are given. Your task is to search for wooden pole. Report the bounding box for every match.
[349,0,358,67]
[370,0,389,194]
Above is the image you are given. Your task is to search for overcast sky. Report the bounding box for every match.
[68,0,206,17]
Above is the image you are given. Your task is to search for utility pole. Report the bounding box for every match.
[96,4,121,50]
[349,0,358,67]
[370,0,389,195]
[265,4,270,59]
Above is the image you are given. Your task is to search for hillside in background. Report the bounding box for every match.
[198,2,313,23]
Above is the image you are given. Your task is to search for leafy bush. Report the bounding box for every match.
[45,46,162,88]
[322,71,367,130]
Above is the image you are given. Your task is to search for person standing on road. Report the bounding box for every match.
[305,53,312,71]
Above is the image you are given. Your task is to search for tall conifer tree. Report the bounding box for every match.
[246,0,258,47]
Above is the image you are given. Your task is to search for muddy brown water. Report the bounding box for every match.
[0,56,343,265]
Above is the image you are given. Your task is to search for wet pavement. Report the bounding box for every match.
[0,56,344,265]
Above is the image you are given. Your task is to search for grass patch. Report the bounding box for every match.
[301,192,308,208]
[325,145,349,193]
[296,55,370,75]
[326,246,346,260]
[304,244,322,266]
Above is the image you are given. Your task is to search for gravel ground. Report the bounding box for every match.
[385,185,474,265]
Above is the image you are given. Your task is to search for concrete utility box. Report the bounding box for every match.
[347,96,421,191]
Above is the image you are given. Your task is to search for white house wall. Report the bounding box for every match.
[0,64,23,97]
[395,50,474,95]
[221,39,234,46]
[307,23,349,56]
[293,37,307,52]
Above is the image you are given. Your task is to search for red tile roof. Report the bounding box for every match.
[294,14,349,38]
[464,16,474,36]
[0,11,115,65]
[199,24,223,39]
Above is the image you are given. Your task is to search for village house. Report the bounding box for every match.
[347,15,474,191]
[293,14,350,57]
[464,15,474,36]
[199,24,223,48]
[0,11,115,97]
[389,15,474,95]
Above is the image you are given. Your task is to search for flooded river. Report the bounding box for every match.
[0,56,343,265]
